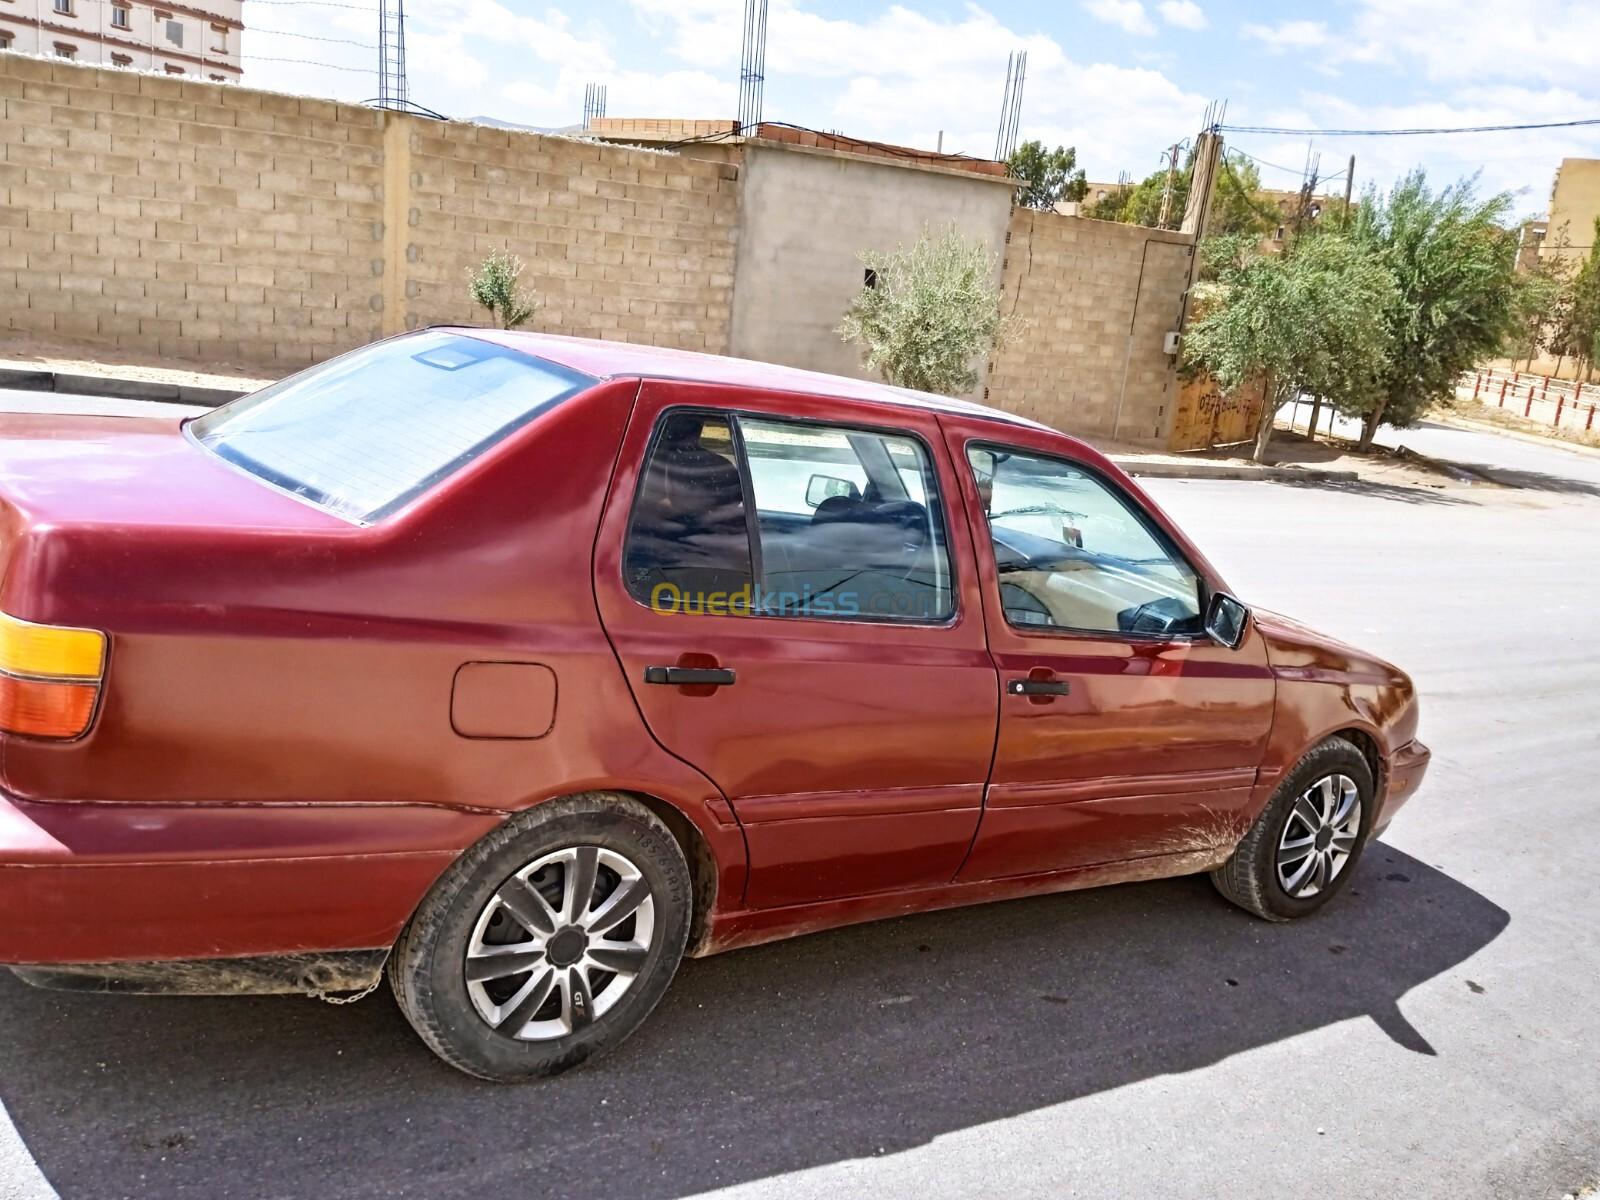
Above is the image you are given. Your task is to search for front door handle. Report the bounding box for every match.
[644,665,736,686]
[1007,678,1070,696]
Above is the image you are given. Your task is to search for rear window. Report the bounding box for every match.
[190,331,595,522]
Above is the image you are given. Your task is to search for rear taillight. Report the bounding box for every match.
[0,611,106,739]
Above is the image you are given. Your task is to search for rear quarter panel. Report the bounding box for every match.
[0,379,748,958]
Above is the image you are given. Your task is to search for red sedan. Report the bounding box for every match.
[0,329,1429,1080]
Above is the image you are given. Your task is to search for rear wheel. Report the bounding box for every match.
[390,793,691,1081]
[1211,737,1375,921]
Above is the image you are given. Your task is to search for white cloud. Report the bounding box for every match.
[1343,0,1600,86]
[1157,0,1207,31]
[1241,20,1328,51]
[1083,0,1157,37]
[1233,85,1600,208]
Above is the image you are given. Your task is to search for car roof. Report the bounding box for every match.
[449,327,1055,434]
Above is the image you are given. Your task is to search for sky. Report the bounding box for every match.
[241,0,1600,218]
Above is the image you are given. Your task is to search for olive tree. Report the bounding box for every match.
[1184,232,1397,461]
[1345,172,1520,446]
[468,250,536,329]
[838,225,1020,397]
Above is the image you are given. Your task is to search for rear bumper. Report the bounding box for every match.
[1377,738,1430,831]
[0,791,496,965]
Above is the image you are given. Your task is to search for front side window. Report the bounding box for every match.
[111,5,129,27]
[968,446,1202,637]
[191,331,594,523]
[622,411,953,623]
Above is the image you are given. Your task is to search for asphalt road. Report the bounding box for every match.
[0,391,1596,1199]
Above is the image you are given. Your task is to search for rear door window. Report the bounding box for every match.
[741,417,953,622]
[621,410,955,623]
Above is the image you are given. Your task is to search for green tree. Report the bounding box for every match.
[1008,140,1088,211]
[1184,231,1397,461]
[1505,244,1574,372]
[468,249,536,329]
[838,225,1020,396]
[1346,172,1520,446]
[1557,217,1600,381]
[1081,151,1274,235]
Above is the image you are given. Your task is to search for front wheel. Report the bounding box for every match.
[389,793,691,1081]
[1211,737,1376,921]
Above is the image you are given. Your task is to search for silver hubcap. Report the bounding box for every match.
[1276,774,1362,899]
[465,846,656,1041]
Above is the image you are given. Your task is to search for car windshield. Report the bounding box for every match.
[190,331,595,523]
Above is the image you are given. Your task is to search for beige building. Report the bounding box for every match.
[1543,158,1600,263]
[0,0,242,82]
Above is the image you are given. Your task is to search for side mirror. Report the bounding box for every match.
[1205,592,1249,649]
[805,474,860,508]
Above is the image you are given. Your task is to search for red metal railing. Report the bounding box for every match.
[1461,369,1594,432]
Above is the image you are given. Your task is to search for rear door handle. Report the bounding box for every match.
[644,666,736,686]
[1008,678,1070,696]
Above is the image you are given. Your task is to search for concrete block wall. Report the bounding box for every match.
[403,125,738,350]
[0,54,738,366]
[0,53,385,366]
[986,208,1193,446]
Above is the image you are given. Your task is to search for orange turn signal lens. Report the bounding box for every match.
[0,674,98,739]
[0,611,105,680]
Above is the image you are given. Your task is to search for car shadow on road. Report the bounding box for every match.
[1277,476,1476,506]
[0,847,1507,1200]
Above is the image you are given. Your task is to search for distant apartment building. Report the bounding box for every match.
[1542,157,1600,264]
[0,0,242,81]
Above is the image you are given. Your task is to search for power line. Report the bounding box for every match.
[244,0,378,8]
[251,27,374,47]
[244,53,371,72]
[1225,146,1307,177]
[1219,116,1600,137]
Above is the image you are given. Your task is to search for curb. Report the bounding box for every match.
[1110,457,1361,483]
[0,366,245,407]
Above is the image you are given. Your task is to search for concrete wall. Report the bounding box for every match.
[0,53,739,366]
[985,208,1192,446]
[0,54,1198,449]
[730,141,1016,388]
[1545,157,1600,267]
[401,124,738,350]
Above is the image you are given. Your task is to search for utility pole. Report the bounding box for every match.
[1157,142,1182,230]
[1341,154,1356,230]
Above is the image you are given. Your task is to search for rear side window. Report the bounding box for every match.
[623,410,953,623]
[191,331,594,523]
[623,413,755,607]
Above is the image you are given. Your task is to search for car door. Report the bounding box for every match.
[938,416,1276,881]
[593,381,998,909]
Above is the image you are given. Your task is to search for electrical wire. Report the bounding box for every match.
[1224,145,1308,177]
[1220,117,1600,137]
[244,53,371,72]
[249,27,374,47]
[242,0,378,8]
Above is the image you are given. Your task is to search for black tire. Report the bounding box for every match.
[1211,737,1376,921]
[389,792,691,1082]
